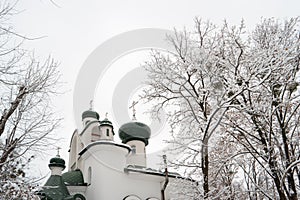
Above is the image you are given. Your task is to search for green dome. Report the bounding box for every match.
[82,110,99,120]
[118,121,151,145]
[49,156,66,170]
[100,118,113,127]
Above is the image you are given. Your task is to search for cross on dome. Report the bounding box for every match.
[89,100,93,110]
[56,147,61,157]
[129,100,138,121]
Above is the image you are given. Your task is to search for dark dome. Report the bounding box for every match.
[118,121,151,145]
[49,156,66,170]
[100,118,113,127]
[82,110,100,120]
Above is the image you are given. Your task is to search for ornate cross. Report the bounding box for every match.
[129,100,138,121]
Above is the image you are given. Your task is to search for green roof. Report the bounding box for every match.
[62,169,86,186]
[37,157,86,200]
[38,175,71,200]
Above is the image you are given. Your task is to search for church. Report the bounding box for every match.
[37,107,195,200]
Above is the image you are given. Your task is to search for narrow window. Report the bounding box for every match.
[131,145,136,154]
[106,129,109,136]
[88,167,92,185]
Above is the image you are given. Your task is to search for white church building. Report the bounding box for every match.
[37,108,195,200]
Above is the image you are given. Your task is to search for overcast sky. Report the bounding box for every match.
[11,0,300,177]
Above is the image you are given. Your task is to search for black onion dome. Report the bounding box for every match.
[48,156,66,170]
[118,121,151,146]
[82,110,100,120]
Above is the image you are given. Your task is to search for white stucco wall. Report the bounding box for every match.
[82,121,101,145]
[67,126,195,200]
[126,140,147,167]
[79,142,164,199]
[99,125,114,140]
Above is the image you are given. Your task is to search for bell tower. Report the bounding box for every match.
[99,113,114,140]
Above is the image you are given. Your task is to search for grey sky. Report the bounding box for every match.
[11,0,300,177]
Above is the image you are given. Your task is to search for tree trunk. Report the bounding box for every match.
[269,159,287,200]
[278,111,298,200]
[0,139,18,170]
[201,140,209,198]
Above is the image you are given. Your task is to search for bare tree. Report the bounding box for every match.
[142,17,300,199]
[0,1,61,198]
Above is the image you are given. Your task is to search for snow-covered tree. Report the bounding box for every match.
[142,17,300,199]
[0,155,41,199]
[224,18,300,200]
[0,1,61,198]
[142,18,248,198]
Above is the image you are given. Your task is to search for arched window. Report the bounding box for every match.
[131,145,136,154]
[88,167,92,185]
[106,129,109,136]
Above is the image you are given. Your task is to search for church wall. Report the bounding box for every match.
[79,120,100,146]
[69,131,78,170]
[80,143,163,199]
[84,159,162,199]
[126,140,147,167]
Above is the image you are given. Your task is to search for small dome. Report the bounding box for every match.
[118,121,151,145]
[49,156,66,170]
[100,118,113,127]
[82,110,100,120]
